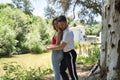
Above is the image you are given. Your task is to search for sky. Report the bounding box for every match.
[0,0,47,18]
[31,0,47,17]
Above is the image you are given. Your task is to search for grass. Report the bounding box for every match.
[0,51,52,76]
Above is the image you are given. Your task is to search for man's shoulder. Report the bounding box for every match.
[64,29,73,36]
[68,28,73,33]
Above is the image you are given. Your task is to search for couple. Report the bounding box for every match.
[46,15,78,80]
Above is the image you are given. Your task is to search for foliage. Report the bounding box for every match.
[92,23,102,35]
[69,19,80,27]
[77,44,100,64]
[74,42,80,49]
[44,18,55,38]
[47,0,102,25]
[0,4,51,56]
[0,3,14,9]
[0,62,52,80]
[84,22,101,35]
[12,0,34,15]
[23,16,50,53]
[67,17,73,25]
[44,5,56,18]
[0,3,101,57]
[0,25,17,57]
[0,5,30,54]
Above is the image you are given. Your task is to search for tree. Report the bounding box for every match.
[89,0,120,79]
[101,0,120,79]
[12,0,34,15]
[48,0,102,25]
[0,3,14,9]
[44,5,56,18]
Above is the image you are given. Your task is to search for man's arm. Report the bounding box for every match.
[46,42,66,50]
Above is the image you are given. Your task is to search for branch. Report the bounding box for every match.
[72,0,77,19]
[78,0,102,15]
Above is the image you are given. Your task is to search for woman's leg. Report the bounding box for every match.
[52,50,63,80]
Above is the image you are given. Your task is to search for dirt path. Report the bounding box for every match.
[43,64,94,80]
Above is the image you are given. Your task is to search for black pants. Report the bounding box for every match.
[60,49,78,80]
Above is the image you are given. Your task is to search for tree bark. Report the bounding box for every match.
[102,0,120,79]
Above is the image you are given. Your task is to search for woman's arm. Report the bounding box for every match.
[46,31,66,50]
[56,31,63,45]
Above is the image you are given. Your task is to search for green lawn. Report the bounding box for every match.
[0,49,80,77]
[0,51,52,76]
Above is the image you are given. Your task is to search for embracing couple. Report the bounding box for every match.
[46,15,78,80]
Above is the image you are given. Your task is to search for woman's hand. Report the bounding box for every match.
[46,46,51,50]
[45,45,54,50]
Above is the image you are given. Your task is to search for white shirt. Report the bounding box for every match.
[62,27,74,52]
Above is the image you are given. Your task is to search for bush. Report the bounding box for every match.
[0,6,51,56]
[74,42,80,49]
[0,62,52,80]
[0,25,17,57]
[77,44,100,64]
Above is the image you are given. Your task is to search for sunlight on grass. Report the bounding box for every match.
[0,49,80,76]
[0,51,52,76]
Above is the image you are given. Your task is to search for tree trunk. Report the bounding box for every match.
[102,0,120,79]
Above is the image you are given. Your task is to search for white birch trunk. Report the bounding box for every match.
[102,0,120,79]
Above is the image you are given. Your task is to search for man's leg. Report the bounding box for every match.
[60,56,69,80]
[66,50,78,80]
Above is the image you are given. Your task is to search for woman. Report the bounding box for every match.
[51,17,63,80]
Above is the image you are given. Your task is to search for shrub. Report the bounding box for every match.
[0,25,17,57]
[77,44,100,64]
[0,62,52,80]
[74,42,80,49]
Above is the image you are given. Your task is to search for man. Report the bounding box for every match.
[46,15,78,80]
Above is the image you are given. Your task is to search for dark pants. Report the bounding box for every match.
[60,49,78,80]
